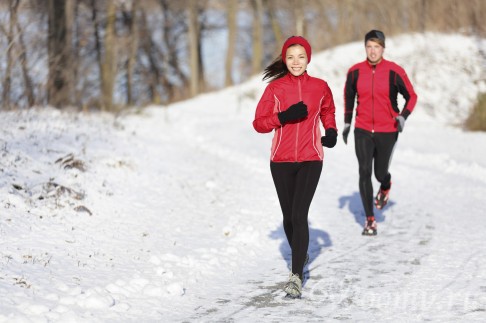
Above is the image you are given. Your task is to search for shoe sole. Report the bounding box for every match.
[362,227,377,236]
[375,201,387,209]
[362,230,377,236]
[285,293,302,299]
[284,287,302,298]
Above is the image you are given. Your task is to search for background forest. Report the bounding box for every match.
[0,0,485,112]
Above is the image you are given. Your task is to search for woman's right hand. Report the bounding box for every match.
[278,101,308,125]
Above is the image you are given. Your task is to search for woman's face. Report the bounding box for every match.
[285,45,308,76]
[365,40,384,65]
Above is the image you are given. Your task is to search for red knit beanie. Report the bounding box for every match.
[281,36,312,64]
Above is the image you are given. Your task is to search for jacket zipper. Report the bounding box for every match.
[371,65,376,133]
[295,78,302,161]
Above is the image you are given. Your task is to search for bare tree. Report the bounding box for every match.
[90,0,118,111]
[251,0,264,75]
[470,0,486,36]
[2,0,19,109]
[159,0,189,102]
[225,0,237,87]
[16,7,35,107]
[138,8,164,104]
[47,0,74,108]
[294,0,306,36]
[122,1,139,106]
[188,0,199,97]
[101,1,117,111]
[265,0,283,53]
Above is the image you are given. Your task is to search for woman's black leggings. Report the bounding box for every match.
[354,128,397,217]
[270,161,322,279]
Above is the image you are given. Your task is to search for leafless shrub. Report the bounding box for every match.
[40,181,85,200]
[74,205,92,215]
[55,153,86,172]
[13,276,31,289]
[465,92,486,131]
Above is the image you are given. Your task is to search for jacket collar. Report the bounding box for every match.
[286,71,309,82]
[366,58,387,68]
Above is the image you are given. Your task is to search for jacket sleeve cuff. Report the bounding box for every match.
[401,109,411,120]
[325,128,338,137]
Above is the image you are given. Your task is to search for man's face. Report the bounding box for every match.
[365,40,384,65]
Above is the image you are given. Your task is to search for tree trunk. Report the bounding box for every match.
[47,0,74,109]
[125,1,139,106]
[197,24,205,93]
[16,15,35,107]
[101,1,117,111]
[139,9,164,104]
[2,0,18,109]
[188,0,199,97]
[265,0,283,56]
[160,0,184,102]
[294,0,306,37]
[72,1,82,109]
[91,0,102,82]
[225,0,237,87]
[251,0,264,75]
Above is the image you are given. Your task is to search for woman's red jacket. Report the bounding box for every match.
[253,72,337,162]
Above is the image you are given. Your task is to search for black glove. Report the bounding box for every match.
[342,123,351,145]
[321,128,337,148]
[278,101,308,125]
[395,115,405,132]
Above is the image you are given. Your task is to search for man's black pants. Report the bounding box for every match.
[354,128,397,217]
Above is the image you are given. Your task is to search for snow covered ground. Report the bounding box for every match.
[1,33,486,322]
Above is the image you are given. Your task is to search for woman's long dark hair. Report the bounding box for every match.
[262,55,288,83]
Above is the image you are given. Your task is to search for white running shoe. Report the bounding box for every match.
[283,273,302,298]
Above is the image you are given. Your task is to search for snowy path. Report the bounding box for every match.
[156,98,486,321]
